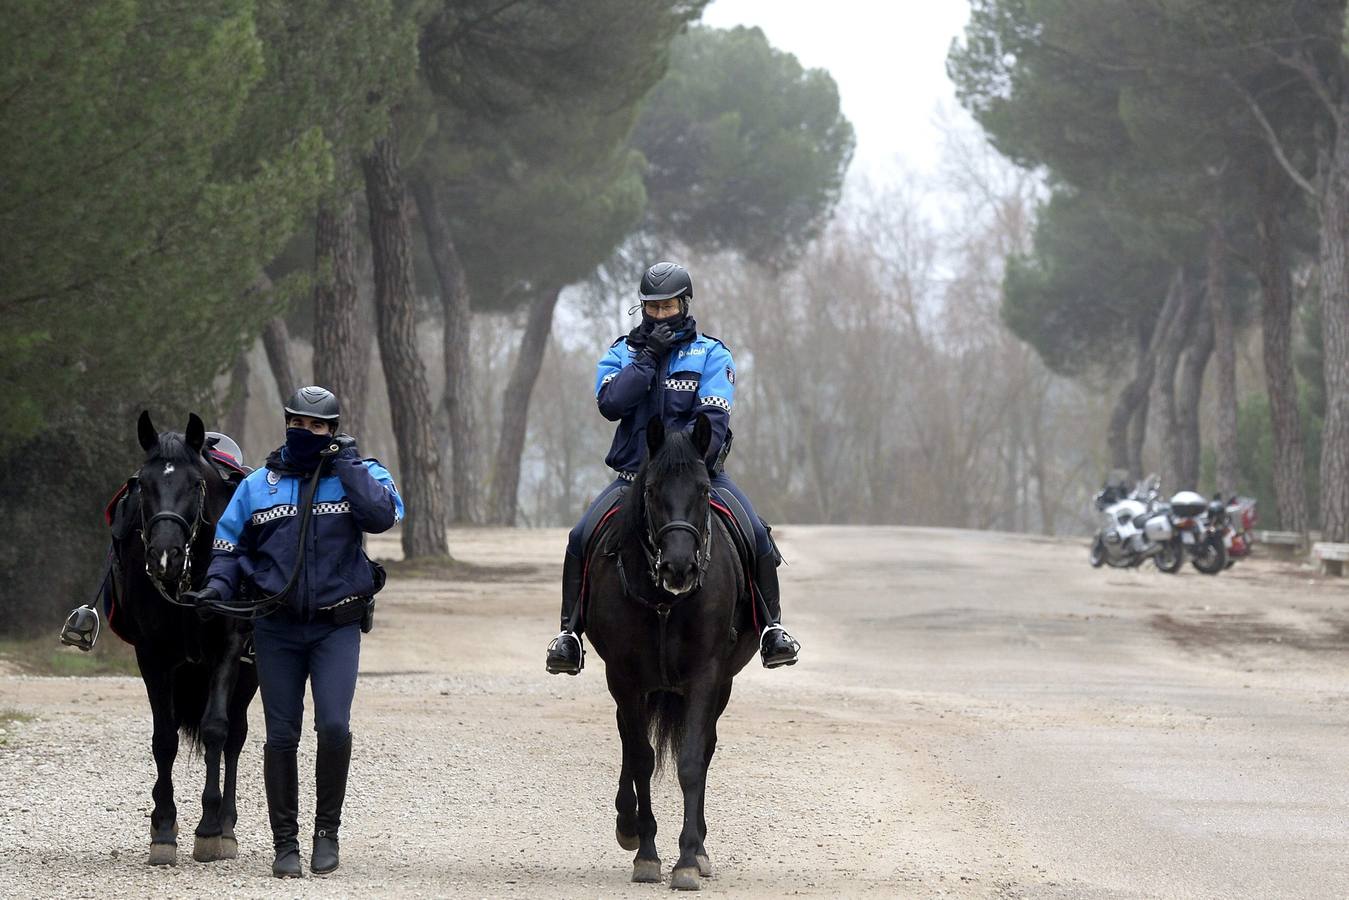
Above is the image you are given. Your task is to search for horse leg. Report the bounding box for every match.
[671,687,718,891]
[613,708,640,851]
[219,653,256,860]
[694,683,731,879]
[611,679,660,883]
[137,652,179,866]
[192,641,240,862]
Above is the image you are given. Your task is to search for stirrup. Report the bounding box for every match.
[546,631,585,675]
[59,605,100,652]
[759,624,800,669]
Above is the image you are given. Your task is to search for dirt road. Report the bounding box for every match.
[2,526,1348,898]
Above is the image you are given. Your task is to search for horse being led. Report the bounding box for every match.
[117,411,258,865]
[585,414,760,891]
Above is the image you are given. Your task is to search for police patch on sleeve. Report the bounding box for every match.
[726,366,735,385]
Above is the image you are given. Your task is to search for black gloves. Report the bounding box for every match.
[644,322,676,359]
[321,433,360,459]
[183,586,221,607]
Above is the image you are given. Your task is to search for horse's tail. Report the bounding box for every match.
[643,690,686,775]
[173,665,208,753]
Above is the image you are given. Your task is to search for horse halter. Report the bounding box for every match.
[139,476,214,606]
[641,494,714,595]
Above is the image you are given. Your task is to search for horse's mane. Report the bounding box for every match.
[617,430,708,542]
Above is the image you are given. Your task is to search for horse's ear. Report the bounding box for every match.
[645,417,665,459]
[185,413,205,454]
[692,413,712,459]
[137,411,158,453]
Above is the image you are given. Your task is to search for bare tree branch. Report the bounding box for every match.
[1226,74,1319,199]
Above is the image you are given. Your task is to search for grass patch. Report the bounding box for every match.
[0,635,140,677]
[0,707,35,747]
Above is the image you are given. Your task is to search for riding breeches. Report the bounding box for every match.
[252,616,361,753]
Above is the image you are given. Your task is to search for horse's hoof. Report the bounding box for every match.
[616,827,640,851]
[192,834,222,862]
[670,866,701,891]
[147,842,177,866]
[695,853,712,877]
[632,858,663,883]
[219,836,238,859]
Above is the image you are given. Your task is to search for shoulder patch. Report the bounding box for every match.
[266,470,280,486]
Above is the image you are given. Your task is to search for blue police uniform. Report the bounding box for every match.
[205,448,403,750]
[565,331,772,560]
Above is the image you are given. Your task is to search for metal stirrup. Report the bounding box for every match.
[60,605,100,652]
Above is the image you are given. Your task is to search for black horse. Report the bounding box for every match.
[115,411,258,865]
[585,414,759,891]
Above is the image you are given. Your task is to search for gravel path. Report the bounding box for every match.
[2,526,1348,898]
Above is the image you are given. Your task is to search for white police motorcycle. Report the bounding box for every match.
[1089,474,1182,571]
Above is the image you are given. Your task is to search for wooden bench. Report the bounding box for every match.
[1254,530,1305,558]
[1312,542,1349,576]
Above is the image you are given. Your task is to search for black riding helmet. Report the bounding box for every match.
[283,386,340,425]
[639,262,693,303]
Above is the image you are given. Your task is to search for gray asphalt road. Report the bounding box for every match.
[1,526,1347,898]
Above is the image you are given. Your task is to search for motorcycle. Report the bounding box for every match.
[1204,494,1257,568]
[1168,490,1226,574]
[1089,474,1180,570]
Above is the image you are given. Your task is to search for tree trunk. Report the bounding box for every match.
[1127,390,1150,482]
[261,316,297,403]
[222,350,251,453]
[1176,294,1214,490]
[363,134,449,559]
[1208,226,1240,496]
[312,199,371,437]
[488,285,563,526]
[1108,271,1184,478]
[1153,271,1197,490]
[410,173,478,524]
[1318,105,1349,542]
[1256,181,1309,532]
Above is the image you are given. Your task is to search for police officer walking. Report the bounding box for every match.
[186,386,402,878]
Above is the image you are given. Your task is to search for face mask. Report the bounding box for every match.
[285,427,329,467]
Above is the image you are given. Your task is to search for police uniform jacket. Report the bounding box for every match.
[598,332,735,477]
[204,448,403,619]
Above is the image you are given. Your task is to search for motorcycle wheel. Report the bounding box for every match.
[1191,534,1228,575]
[1089,536,1106,568]
[1154,538,1184,574]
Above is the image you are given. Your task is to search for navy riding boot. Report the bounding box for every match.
[312,732,352,874]
[545,553,586,675]
[264,745,302,877]
[755,553,800,668]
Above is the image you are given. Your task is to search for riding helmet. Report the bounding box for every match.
[639,262,693,302]
[283,386,340,423]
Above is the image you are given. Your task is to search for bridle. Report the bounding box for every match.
[138,474,216,607]
[636,486,714,600]
[609,481,715,690]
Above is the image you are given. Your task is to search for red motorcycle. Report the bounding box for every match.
[1206,495,1257,567]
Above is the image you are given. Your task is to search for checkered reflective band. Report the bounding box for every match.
[698,396,731,411]
[664,379,699,392]
[212,538,236,552]
[250,504,297,526]
[601,372,618,385]
[617,471,637,482]
[314,501,351,515]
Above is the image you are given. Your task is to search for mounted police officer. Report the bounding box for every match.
[185,386,402,878]
[546,262,800,675]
